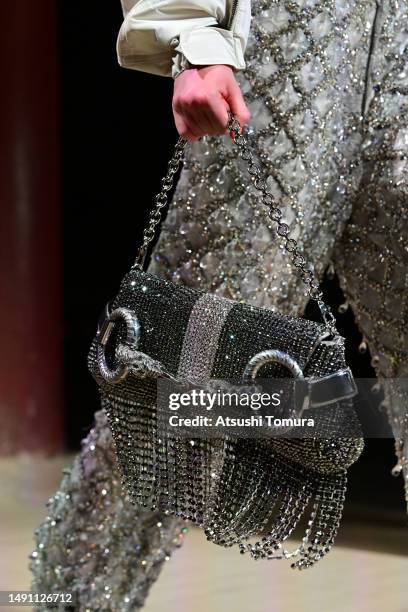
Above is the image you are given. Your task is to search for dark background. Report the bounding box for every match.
[59,2,405,520]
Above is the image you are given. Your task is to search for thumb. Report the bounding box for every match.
[225,79,251,130]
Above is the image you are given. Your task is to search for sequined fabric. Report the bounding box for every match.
[29,410,185,611]
[334,2,408,496]
[150,0,408,506]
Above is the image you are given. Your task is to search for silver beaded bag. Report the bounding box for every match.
[88,114,364,569]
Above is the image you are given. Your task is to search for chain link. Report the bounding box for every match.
[132,112,338,336]
[133,138,187,269]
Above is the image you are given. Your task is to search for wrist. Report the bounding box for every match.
[172,53,233,79]
[172,53,195,79]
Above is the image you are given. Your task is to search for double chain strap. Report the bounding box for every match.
[132,112,338,336]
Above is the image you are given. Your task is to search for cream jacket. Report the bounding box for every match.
[117,0,251,78]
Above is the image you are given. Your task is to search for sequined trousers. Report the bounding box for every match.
[30,1,408,609]
[150,0,408,500]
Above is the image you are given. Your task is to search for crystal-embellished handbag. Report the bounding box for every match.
[88,113,364,569]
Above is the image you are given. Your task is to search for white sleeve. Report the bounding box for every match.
[117,0,251,78]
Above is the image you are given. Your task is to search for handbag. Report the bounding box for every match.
[88,113,364,569]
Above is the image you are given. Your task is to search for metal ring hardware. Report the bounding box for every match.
[97,306,141,383]
[243,349,304,380]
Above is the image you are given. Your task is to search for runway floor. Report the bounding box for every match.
[0,454,407,612]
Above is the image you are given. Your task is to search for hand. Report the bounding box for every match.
[172,64,251,141]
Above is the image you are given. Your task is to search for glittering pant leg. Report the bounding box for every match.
[334,1,408,510]
[29,409,185,611]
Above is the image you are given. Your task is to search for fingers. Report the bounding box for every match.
[173,93,227,140]
[207,93,230,134]
[225,79,251,131]
[183,98,221,136]
[172,112,199,141]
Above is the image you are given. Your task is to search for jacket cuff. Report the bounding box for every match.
[170,26,246,78]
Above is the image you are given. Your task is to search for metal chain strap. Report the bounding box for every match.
[134,138,187,268]
[132,112,338,336]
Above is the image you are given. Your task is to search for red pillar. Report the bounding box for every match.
[0,1,63,454]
